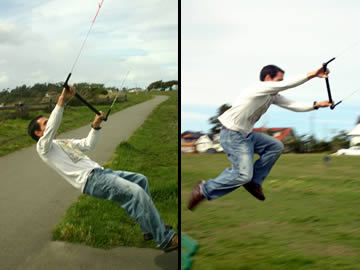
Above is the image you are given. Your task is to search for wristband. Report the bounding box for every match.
[91,124,102,130]
[313,101,319,110]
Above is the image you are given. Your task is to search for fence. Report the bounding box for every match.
[0,94,127,119]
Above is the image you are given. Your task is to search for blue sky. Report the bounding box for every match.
[0,0,177,90]
[181,0,360,140]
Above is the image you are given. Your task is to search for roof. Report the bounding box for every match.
[181,131,204,140]
[253,127,293,141]
[348,124,360,136]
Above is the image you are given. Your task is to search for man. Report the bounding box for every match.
[28,86,177,252]
[188,65,332,210]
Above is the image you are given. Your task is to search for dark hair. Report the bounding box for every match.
[28,115,44,141]
[260,65,284,81]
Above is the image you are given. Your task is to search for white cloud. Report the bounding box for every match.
[181,0,360,107]
[0,0,177,90]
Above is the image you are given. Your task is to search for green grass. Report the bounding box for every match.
[52,91,178,249]
[0,92,152,157]
[182,153,360,270]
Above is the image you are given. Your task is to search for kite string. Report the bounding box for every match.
[335,38,360,59]
[70,0,104,74]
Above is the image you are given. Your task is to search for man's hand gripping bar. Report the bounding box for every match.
[64,73,108,121]
[322,57,336,110]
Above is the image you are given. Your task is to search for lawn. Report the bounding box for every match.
[0,92,152,157]
[52,91,178,249]
[182,153,360,270]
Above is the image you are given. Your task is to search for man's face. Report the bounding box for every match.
[34,117,48,138]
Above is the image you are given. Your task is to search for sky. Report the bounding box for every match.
[0,0,178,90]
[181,0,360,140]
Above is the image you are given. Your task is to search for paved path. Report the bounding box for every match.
[0,96,178,270]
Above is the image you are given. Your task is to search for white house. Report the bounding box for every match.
[195,134,223,153]
[333,123,360,155]
[348,124,360,146]
[195,135,213,153]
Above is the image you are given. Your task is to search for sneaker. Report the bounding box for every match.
[164,233,178,252]
[143,225,173,241]
[243,182,265,201]
[187,181,205,210]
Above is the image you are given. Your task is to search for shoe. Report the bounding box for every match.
[164,233,178,252]
[143,225,173,241]
[243,182,265,201]
[187,181,205,210]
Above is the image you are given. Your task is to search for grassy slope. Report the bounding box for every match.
[182,153,360,270]
[0,92,152,157]
[52,92,178,249]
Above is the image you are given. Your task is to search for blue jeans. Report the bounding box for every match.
[83,168,175,248]
[202,129,283,200]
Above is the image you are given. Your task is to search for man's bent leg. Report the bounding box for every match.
[84,168,175,249]
[250,132,284,186]
[112,169,173,240]
[201,129,254,200]
[112,170,151,197]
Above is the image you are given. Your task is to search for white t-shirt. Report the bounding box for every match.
[37,105,103,192]
[218,75,314,135]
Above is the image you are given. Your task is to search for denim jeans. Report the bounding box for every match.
[202,129,283,200]
[83,168,175,248]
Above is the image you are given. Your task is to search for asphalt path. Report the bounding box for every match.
[0,95,178,270]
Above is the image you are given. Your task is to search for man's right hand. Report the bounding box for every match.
[307,67,329,79]
[92,111,105,129]
[58,85,76,107]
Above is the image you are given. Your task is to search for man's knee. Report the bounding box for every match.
[233,170,253,185]
[271,140,284,155]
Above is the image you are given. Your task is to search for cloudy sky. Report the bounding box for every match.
[0,0,177,90]
[182,0,360,140]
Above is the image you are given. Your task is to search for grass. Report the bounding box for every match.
[182,153,360,270]
[52,91,178,249]
[0,92,152,157]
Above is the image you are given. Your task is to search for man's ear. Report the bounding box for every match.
[34,129,42,138]
[263,74,272,81]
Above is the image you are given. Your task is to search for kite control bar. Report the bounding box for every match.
[64,73,105,119]
[322,57,336,110]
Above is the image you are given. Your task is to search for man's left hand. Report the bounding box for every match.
[93,111,105,128]
[315,100,333,108]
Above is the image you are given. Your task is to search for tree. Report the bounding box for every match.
[330,130,349,150]
[147,80,178,91]
[208,103,231,134]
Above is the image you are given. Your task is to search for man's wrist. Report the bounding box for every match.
[307,71,316,80]
[313,101,319,110]
[91,123,102,130]
[57,96,66,107]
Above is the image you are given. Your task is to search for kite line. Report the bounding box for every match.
[63,0,106,118]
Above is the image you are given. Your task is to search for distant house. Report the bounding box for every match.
[181,131,204,153]
[165,85,178,91]
[43,91,59,102]
[348,124,360,146]
[333,123,360,155]
[128,87,144,93]
[253,127,295,142]
[182,127,295,153]
[196,133,223,153]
